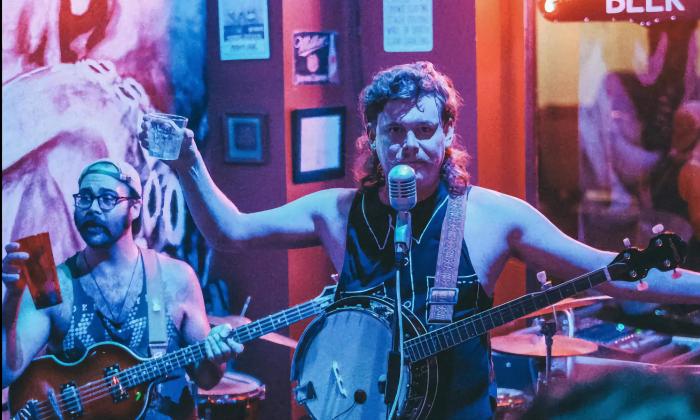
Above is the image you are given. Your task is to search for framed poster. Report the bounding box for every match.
[292,107,345,183]
[383,0,433,52]
[293,31,339,85]
[224,113,266,164]
[218,0,270,60]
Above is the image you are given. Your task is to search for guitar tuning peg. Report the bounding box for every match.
[536,271,547,284]
[636,280,649,291]
[536,271,551,290]
[652,224,665,234]
[672,269,682,279]
[623,237,632,248]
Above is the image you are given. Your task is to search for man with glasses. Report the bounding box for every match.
[2,159,243,419]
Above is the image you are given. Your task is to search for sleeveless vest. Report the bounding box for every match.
[50,251,195,419]
[339,182,496,419]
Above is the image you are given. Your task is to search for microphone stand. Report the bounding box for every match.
[385,211,411,418]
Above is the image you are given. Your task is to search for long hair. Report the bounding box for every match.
[353,61,470,196]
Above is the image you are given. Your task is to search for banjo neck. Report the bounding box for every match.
[404,264,617,363]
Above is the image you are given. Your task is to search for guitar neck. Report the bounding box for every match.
[122,297,328,387]
[405,264,618,362]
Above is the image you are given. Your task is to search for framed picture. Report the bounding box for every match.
[292,107,345,183]
[218,0,270,60]
[292,31,339,85]
[224,113,266,164]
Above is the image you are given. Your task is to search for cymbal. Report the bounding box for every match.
[208,314,298,349]
[492,334,598,357]
[519,296,612,319]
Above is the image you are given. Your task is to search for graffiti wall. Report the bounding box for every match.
[1,0,207,279]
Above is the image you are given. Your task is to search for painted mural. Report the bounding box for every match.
[1,0,208,285]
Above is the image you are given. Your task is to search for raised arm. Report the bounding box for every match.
[498,193,700,304]
[2,243,54,387]
[139,126,349,252]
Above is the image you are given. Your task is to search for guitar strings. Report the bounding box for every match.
[29,303,323,418]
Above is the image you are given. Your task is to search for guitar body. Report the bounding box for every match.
[291,294,438,419]
[10,342,152,419]
[8,285,339,420]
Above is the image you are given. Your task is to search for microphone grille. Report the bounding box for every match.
[388,178,417,199]
[388,165,417,211]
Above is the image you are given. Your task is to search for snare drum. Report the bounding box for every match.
[197,372,265,420]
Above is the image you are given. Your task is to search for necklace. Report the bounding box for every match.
[361,193,392,250]
[82,248,141,323]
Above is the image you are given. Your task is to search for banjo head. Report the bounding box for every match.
[291,295,434,420]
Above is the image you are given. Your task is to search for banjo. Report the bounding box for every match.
[291,232,686,419]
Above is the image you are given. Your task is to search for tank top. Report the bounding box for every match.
[339,181,496,419]
[50,251,196,419]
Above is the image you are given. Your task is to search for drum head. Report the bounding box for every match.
[292,306,406,419]
[198,372,265,400]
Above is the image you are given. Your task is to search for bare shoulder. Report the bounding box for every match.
[155,253,199,295]
[468,186,533,224]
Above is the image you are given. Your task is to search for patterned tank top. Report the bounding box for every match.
[339,181,497,419]
[50,251,196,419]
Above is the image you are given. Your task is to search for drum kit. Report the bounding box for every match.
[491,295,610,419]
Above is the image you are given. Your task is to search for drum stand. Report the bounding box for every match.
[538,320,557,395]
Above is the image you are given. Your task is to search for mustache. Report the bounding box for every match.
[78,219,109,232]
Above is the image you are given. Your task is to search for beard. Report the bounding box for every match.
[75,214,130,248]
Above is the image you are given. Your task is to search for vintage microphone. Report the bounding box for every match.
[389,164,418,263]
[385,164,417,418]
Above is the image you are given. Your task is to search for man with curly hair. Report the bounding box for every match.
[141,61,700,419]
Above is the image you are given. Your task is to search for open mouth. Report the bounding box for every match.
[81,222,108,234]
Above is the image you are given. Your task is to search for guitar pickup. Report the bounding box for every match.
[104,364,129,403]
[60,382,83,417]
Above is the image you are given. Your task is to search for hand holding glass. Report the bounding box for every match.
[15,232,62,309]
[143,112,188,160]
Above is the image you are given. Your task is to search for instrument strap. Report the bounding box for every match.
[427,191,468,324]
[142,248,168,358]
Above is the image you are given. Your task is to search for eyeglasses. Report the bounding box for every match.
[73,193,136,211]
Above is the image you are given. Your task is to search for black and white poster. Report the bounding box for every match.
[293,31,339,85]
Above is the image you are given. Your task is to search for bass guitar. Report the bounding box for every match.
[9,285,336,419]
[291,233,687,419]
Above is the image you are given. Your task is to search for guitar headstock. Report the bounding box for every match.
[609,232,687,282]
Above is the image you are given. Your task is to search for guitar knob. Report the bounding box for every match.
[623,237,632,248]
[636,280,649,291]
[652,224,665,234]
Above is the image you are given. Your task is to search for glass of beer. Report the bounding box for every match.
[16,232,62,309]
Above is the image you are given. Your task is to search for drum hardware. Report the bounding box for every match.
[540,319,557,394]
[495,388,532,420]
[197,372,265,420]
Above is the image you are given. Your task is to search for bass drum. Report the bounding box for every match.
[196,372,265,420]
[291,294,438,420]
